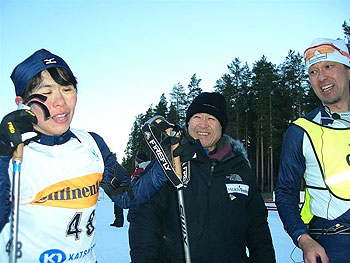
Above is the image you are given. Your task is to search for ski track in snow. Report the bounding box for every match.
[95,191,303,263]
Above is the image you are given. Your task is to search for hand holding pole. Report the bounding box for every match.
[9,143,24,263]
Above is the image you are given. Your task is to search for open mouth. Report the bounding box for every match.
[52,113,69,122]
[320,84,334,92]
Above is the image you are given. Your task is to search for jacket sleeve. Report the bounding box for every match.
[110,159,168,209]
[0,155,11,232]
[128,184,168,262]
[275,125,308,246]
[90,132,168,209]
[245,160,276,263]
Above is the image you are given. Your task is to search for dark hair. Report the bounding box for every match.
[22,67,77,100]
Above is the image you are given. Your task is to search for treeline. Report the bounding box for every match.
[121,21,350,193]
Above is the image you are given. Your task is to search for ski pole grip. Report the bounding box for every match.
[165,128,182,179]
[152,117,183,179]
[171,142,182,179]
[13,143,24,162]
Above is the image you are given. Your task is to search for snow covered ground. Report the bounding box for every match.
[95,192,303,263]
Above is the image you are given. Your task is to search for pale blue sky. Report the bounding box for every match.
[1,0,349,159]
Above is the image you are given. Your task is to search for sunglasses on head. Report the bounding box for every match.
[303,43,350,62]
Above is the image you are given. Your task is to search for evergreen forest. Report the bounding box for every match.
[121,21,350,194]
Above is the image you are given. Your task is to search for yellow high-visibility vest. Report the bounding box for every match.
[294,118,350,223]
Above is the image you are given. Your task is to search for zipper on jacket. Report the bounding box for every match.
[207,160,216,253]
[208,161,216,187]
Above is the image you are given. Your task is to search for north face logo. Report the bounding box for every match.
[42,58,57,65]
[226,174,242,182]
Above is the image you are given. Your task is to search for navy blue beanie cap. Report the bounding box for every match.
[10,49,74,96]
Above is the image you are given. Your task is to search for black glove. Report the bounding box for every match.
[0,109,38,156]
[100,181,135,200]
[100,162,135,199]
[161,126,203,163]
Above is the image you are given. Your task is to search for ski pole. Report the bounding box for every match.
[9,143,24,263]
[8,94,49,263]
[142,116,191,263]
[165,128,192,263]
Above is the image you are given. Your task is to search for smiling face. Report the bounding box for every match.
[18,70,77,136]
[308,61,350,112]
[188,112,222,152]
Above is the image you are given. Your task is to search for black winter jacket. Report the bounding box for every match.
[128,135,276,263]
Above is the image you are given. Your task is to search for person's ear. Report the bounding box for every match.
[15,96,23,106]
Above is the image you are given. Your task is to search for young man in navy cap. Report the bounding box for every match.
[128,92,276,262]
[275,38,350,263]
[0,49,168,262]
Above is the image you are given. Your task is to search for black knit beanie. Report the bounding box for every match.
[185,92,228,133]
[135,152,149,163]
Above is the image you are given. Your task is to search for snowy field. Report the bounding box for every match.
[95,192,303,263]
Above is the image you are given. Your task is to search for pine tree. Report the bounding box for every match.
[251,56,279,193]
[342,20,350,50]
[215,58,252,143]
[122,114,145,173]
[187,73,202,106]
[278,50,309,122]
[154,93,169,118]
[122,106,155,173]
[170,82,188,124]
[167,102,179,125]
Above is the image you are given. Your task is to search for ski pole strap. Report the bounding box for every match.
[142,115,183,189]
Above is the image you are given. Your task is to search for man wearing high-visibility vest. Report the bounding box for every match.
[276,38,350,263]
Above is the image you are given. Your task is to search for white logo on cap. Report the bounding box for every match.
[309,53,327,65]
[203,103,219,111]
[43,58,57,65]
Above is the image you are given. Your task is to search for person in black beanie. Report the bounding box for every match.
[185,92,228,134]
[132,152,151,182]
[129,92,276,262]
[135,152,149,164]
